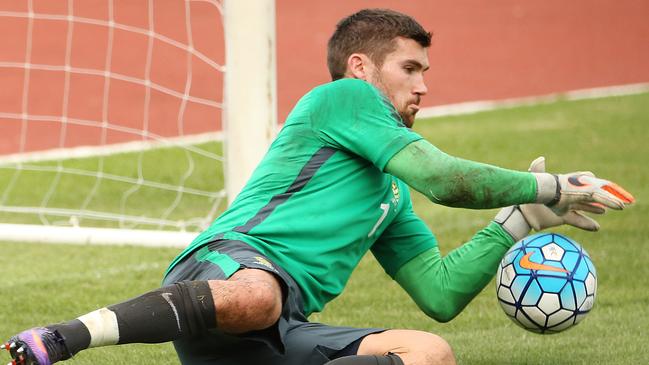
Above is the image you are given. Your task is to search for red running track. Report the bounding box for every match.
[1,0,648,155]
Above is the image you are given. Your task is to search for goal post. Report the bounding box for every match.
[223,0,277,204]
[0,0,277,246]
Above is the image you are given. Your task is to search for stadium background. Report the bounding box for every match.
[1,0,648,155]
[277,0,649,120]
[1,2,648,364]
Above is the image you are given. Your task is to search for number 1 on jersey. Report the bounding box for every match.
[368,203,390,237]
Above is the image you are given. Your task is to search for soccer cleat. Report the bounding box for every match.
[3,328,70,365]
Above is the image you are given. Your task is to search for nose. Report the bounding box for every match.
[414,74,428,96]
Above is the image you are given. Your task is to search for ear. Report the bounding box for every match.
[345,53,374,80]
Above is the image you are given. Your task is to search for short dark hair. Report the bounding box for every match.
[327,9,432,81]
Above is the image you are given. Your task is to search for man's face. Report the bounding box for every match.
[365,37,429,128]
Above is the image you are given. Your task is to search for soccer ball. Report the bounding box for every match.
[495,233,597,334]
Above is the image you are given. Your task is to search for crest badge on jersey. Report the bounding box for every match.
[253,256,277,272]
[391,180,400,208]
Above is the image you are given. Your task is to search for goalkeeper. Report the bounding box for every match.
[4,8,634,365]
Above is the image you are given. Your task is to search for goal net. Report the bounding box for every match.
[0,0,276,246]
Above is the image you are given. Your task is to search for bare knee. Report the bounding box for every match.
[415,332,455,365]
[209,269,283,333]
[359,330,456,365]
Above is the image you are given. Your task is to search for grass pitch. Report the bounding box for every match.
[0,141,224,230]
[1,93,648,364]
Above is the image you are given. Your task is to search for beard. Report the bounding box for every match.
[370,70,417,128]
[399,103,417,128]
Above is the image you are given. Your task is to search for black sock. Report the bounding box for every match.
[45,281,215,357]
[47,320,91,359]
[110,280,216,344]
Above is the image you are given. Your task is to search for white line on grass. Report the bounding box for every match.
[416,82,649,119]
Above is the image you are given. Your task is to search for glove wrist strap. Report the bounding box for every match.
[494,206,531,242]
[533,173,560,204]
[545,174,561,206]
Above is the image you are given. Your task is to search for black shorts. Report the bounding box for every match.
[162,239,384,365]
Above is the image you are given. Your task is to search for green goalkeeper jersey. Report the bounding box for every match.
[166,78,437,316]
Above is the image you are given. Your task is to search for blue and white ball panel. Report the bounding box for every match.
[495,233,597,334]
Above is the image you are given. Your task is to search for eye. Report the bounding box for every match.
[403,65,415,74]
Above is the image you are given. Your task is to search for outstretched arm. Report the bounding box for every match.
[384,139,550,208]
[385,140,634,212]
